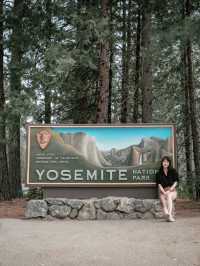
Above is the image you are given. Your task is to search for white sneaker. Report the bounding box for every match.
[164,213,170,220]
[168,215,176,222]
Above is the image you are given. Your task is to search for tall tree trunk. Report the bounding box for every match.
[8,0,23,198]
[182,47,193,191]
[73,94,88,123]
[181,4,193,197]
[120,0,128,123]
[0,0,11,200]
[133,2,141,123]
[185,0,200,200]
[44,0,52,123]
[126,0,131,120]
[44,88,51,123]
[141,1,152,123]
[108,1,113,123]
[96,0,110,123]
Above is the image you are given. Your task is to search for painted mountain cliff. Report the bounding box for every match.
[102,137,173,167]
[31,128,173,168]
[60,132,111,167]
[58,132,173,167]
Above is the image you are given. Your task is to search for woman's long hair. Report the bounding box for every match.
[158,156,173,173]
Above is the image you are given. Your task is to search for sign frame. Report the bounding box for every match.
[26,123,176,187]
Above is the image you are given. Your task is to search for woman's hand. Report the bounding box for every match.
[161,190,168,196]
[170,182,177,192]
[165,190,171,195]
[159,184,166,195]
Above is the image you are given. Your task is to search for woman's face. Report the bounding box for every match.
[162,159,170,169]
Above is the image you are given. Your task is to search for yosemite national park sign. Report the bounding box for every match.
[26,124,176,187]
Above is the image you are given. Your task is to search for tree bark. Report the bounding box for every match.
[73,94,88,124]
[44,0,52,124]
[181,3,193,196]
[108,1,113,123]
[96,0,110,123]
[120,0,128,123]
[141,0,152,123]
[8,0,23,198]
[133,2,141,123]
[185,0,200,199]
[126,0,131,120]
[182,47,193,189]
[0,0,11,200]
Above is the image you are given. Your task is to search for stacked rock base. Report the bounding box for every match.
[25,197,165,220]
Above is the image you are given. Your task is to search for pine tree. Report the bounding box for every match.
[8,0,24,198]
[141,0,153,123]
[96,0,110,123]
[133,1,141,123]
[0,0,11,200]
[184,0,200,199]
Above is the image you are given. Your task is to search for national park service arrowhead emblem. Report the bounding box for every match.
[36,129,52,150]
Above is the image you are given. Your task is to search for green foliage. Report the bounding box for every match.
[2,0,200,198]
[177,179,194,200]
[24,187,43,200]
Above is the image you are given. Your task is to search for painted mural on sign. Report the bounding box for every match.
[26,125,175,186]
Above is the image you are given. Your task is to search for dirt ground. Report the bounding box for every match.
[0,198,199,266]
[0,198,26,218]
[0,198,200,219]
[0,216,199,266]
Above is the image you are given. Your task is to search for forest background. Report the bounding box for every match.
[0,0,200,200]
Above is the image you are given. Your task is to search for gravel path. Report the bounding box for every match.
[0,217,199,266]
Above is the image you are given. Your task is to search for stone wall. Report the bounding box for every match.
[25,197,164,220]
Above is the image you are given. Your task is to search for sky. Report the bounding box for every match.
[52,126,173,151]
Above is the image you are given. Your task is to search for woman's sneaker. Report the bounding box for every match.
[168,215,176,222]
[164,213,170,220]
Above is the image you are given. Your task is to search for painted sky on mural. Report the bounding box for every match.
[52,127,173,151]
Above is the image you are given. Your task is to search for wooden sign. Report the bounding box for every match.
[26,124,176,187]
